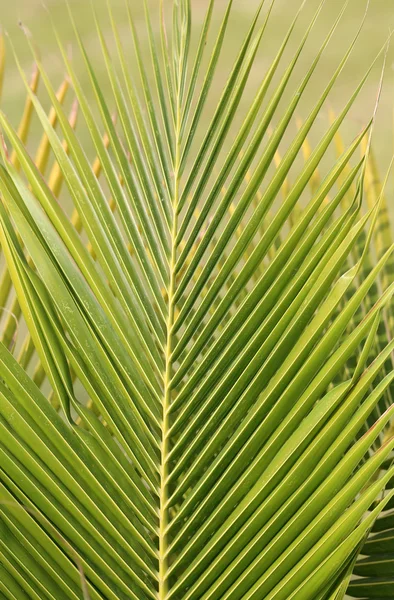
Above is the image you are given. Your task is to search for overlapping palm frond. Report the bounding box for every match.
[0,1,394,599]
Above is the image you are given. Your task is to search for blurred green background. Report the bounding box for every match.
[0,0,394,191]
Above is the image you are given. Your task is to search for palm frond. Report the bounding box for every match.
[0,2,394,600]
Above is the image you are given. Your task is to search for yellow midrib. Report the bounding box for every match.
[159,98,182,599]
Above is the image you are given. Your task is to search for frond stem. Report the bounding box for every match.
[159,29,184,596]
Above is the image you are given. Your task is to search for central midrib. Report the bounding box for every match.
[159,99,182,599]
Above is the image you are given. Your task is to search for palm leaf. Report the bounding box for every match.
[0,2,394,600]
